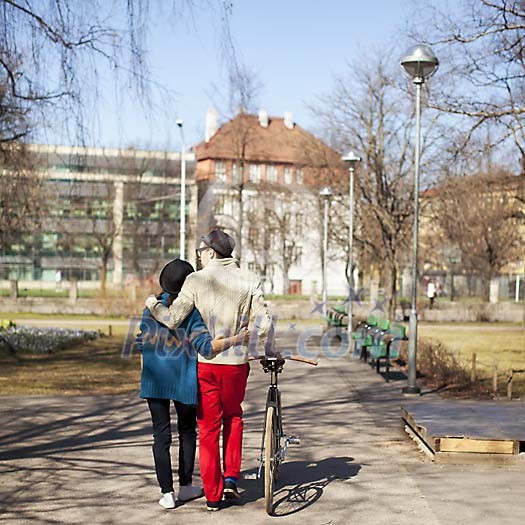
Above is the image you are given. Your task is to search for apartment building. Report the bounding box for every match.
[193,109,348,295]
[0,144,196,285]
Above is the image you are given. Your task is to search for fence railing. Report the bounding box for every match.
[469,353,525,400]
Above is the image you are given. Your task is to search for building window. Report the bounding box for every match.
[295,213,304,236]
[293,246,303,265]
[249,164,261,183]
[232,163,241,183]
[284,167,293,185]
[296,168,303,184]
[266,164,278,183]
[214,161,227,181]
[249,227,260,245]
[214,193,226,214]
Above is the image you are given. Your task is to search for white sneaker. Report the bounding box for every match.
[178,484,204,501]
[159,491,176,509]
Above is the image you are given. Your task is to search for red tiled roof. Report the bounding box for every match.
[193,113,341,167]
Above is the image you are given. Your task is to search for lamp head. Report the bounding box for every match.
[176,119,183,127]
[342,151,362,167]
[319,186,333,201]
[401,44,439,84]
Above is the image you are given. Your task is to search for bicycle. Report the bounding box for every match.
[251,353,318,515]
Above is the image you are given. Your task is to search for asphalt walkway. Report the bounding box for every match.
[0,336,524,524]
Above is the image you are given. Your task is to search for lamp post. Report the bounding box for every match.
[342,151,361,337]
[176,118,186,260]
[400,44,439,395]
[320,186,333,315]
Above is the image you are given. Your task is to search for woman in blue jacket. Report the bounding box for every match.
[137,259,248,510]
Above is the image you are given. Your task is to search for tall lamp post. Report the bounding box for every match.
[342,151,361,337]
[320,186,333,315]
[400,44,439,395]
[176,118,186,260]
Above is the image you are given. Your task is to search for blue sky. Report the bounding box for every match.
[52,0,420,150]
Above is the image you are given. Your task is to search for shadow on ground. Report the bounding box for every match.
[0,393,149,461]
[226,456,360,516]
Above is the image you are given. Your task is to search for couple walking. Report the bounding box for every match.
[137,230,272,511]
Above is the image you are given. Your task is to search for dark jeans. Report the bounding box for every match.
[147,398,197,493]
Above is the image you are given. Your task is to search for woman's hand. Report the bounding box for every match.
[210,328,250,354]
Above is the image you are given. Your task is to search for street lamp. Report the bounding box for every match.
[401,44,439,395]
[320,186,333,315]
[342,151,361,338]
[176,119,186,260]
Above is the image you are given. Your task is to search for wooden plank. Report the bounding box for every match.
[402,401,525,441]
[439,437,516,454]
[401,407,437,452]
[434,451,525,466]
[404,424,435,460]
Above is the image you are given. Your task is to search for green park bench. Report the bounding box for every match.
[325,304,347,327]
[324,304,348,339]
[351,314,381,360]
[369,322,408,382]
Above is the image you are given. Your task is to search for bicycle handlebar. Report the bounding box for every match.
[249,354,318,366]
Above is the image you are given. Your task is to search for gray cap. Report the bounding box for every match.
[201,230,235,257]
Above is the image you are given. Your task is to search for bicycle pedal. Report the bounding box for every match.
[287,436,300,445]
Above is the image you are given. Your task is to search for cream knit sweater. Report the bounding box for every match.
[149,258,272,365]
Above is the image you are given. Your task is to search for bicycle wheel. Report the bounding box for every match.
[264,406,276,514]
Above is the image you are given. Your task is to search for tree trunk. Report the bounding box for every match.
[236,167,244,264]
[388,263,398,320]
[100,254,109,292]
[282,269,290,295]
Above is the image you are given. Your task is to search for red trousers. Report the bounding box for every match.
[197,362,250,503]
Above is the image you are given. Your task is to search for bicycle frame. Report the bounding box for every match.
[258,357,293,480]
[252,353,317,514]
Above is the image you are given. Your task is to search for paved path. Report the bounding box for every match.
[1,336,524,524]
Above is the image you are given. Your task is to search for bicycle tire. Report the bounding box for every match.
[264,406,275,514]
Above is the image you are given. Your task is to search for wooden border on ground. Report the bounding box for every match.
[401,406,524,465]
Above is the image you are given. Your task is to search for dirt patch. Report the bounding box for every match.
[0,335,140,395]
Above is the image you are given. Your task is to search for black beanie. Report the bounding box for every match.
[159,259,195,294]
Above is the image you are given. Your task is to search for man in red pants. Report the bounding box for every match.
[146,230,272,511]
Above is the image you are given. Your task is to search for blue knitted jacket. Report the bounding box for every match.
[137,292,213,404]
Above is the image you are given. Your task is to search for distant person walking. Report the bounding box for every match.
[146,230,272,512]
[138,258,249,510]
[427,279,437,309]
[55,270,62,291]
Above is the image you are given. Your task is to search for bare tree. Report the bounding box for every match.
[218,61,263,264]
[1,0,243,149]
[244,183,305,294]
[50,177,120,291]
[0,0,153,141]
[311,54,443,317]
[0,63,44,254]
[412,0,525,170]
[91,207,120,293]
[429,170,523,300]
[0,143,46,254]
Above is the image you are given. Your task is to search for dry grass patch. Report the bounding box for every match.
[0,335,140,395]
[417,323,525,398]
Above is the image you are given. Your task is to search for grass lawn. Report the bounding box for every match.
[418,323,525,369]
[0,335,141,395]
[1,318,523,397]
[418,322,525,397]
[4,312,128,320]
